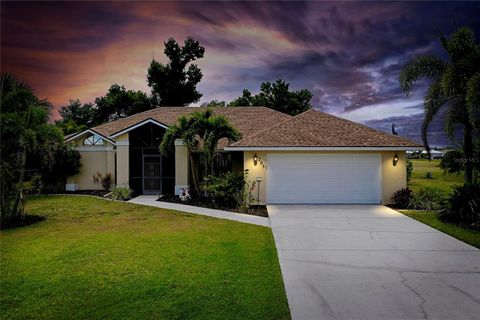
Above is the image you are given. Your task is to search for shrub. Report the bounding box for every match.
[439,184,480,228]
[425,172,433,179]
[92,172,112,192]
[408,188,442,210]
[204,171,245,208]
[111,186,133,201]
[233,171,256,212]
[391,187,413,208]
[406,158,413,182]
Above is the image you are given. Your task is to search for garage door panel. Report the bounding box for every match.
[266,154,381,204]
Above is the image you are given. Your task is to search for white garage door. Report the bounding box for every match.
[266,153,381,204]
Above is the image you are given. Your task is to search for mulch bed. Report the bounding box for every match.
[157,195,269,217]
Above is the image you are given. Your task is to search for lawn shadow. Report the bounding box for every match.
[1,215,45,230]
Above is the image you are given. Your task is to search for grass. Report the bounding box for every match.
[408,159,464,198]
[0,196,290,320]
[400,210,480,249]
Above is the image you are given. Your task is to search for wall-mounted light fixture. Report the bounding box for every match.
[393,153,399,166]
[253,153,258,166]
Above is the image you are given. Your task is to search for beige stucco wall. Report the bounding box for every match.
[67,137,116,190]
[115,133,129,187]
[243,150,407,205]
[175,139,189,195]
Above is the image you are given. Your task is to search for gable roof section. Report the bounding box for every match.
[227,109,422,149]
[91,107,292,149]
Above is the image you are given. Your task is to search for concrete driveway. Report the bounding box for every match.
[268,205,480,320]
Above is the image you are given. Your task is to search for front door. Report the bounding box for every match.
[143,155,162,194]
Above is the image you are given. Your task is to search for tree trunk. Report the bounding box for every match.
[189,151,201,197]
[463,123,474,185]
[11,144,27,219]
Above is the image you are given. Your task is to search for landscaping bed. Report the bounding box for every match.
[1,196,290,320]
[157,195,269,217]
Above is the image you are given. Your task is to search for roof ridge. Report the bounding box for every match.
[230,109,310,146]
[314,110,417,144]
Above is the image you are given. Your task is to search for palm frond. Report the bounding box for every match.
[421,82,450,153]
[399,55,447,95]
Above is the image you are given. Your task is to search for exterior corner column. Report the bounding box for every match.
[174,139,189,196]
[116,133,130,187]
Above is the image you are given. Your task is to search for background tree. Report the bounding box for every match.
[200,100,226,108]
[55,100,96,134]
[147,37,205,106]
[94,84,154,123]
[399,27,480,184]
[228,79,313,116]
[0,74,81,222]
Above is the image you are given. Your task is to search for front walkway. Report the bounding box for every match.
[268,205,480,320]
[128,195,270,227]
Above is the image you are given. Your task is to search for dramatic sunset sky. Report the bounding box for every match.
[2,1,480,146]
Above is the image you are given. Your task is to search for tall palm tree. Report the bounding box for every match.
[399,27,480,184]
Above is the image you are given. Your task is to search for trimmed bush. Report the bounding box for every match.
[408,188,442,210]
[111,186,133,201]
[391,187,413,208]
[439,184,480,228]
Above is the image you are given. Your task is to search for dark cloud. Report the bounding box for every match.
[2,1,480,146]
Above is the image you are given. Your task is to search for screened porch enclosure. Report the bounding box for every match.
[129,123,175,195]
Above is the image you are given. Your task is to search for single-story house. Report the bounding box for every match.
[65,107,422,204]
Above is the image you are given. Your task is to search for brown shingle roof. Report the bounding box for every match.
[229,109,421,148]
[92,107,292,149]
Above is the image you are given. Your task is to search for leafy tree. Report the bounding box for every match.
[56,99,96,134]
[147,37,205,106]
[0,74,81,222]
[228,79,313,116]
[59,99,96,126]
[94,84,154,123]
[200,100,226,108]
[399,27,480,184]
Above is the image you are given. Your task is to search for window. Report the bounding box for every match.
[83,134,104,146]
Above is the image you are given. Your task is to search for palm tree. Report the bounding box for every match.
[399,27,480,184]
[194,110,241,176]
[160,109,241,196]
[160,115,202,196]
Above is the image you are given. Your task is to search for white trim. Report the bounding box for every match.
[109,118,169,139]
[75,146,115,152]
[65,129,115,145]
[116,141,130,146]
[65,184,78,191]
[225,146,423,151]
[175,139,186,146]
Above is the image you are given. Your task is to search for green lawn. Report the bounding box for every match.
[408,159,463,198]
[0,196,290,320]
[401,210,480,249]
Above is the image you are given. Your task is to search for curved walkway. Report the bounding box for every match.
[128,196,270,227]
